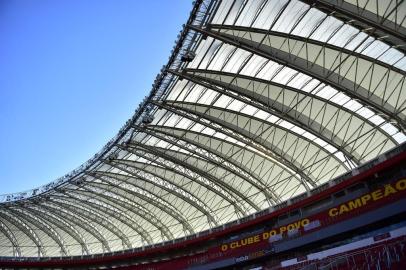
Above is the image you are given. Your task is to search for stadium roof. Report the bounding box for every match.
[0,0,405,257]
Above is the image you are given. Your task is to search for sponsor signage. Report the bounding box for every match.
[216,178,406,254]
[328,179,406,217]
[235,250,269,263]
[220,219,310,252]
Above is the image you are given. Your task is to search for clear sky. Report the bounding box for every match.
[0,0,191,194]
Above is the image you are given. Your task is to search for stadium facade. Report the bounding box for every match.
[1,0,405,269]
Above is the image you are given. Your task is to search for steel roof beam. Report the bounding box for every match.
[174,69,361,163]
[153,102,317,191]
[54,193,133,250]
[142,126,281,205]
[209,24,406,75]
[108,159,219,217]
[49,196,131,250]
[64,188,152,245]
[179,68,397,157]
[160,101,331,189]
[112,155,250,215]
[86,174,180,238]
[189,24,406,129]
[118,149,255,217]
[106,157,219,226]
[79,179,172,242]
[63,190,150,246]
[167,100,344,168]
[90,171,195,234]
[299,0,406,53]
[126,141,263,211]
[0,219,21,257]
[86,181,173,241]
[24,205,90,255]
[0,210,46,256]
[116,157,251,212]
[7,207,68,256]
[39,202,111,253]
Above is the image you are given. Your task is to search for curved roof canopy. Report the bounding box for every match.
[0,0,405,257]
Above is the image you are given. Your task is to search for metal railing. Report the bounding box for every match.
[289,237,406,270]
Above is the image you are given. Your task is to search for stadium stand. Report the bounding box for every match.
[0,0,405,269]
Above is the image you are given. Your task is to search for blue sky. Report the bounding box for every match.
[0,1,191,194]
